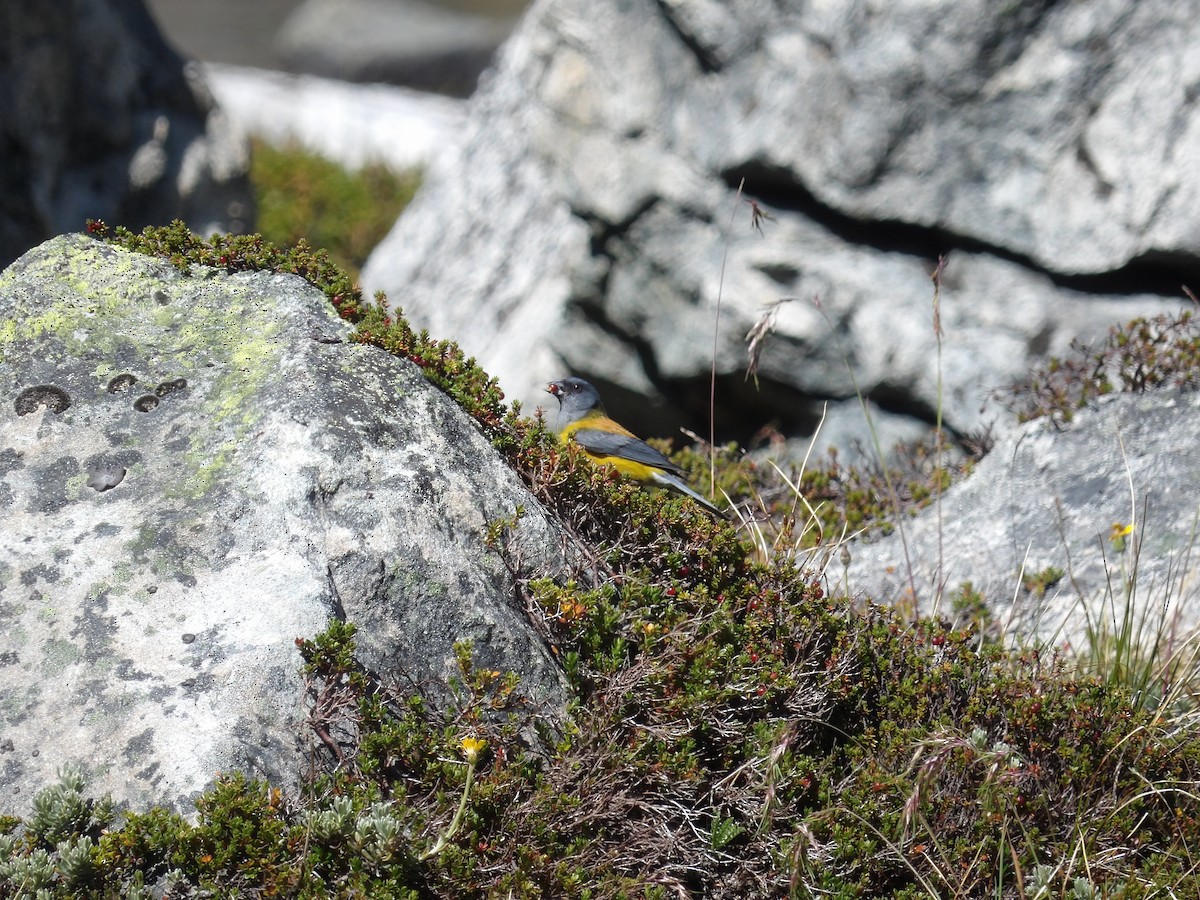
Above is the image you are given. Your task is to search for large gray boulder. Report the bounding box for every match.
[276,0,520,96]
[843,390,1200,649]
[0,0,253,269]
[362,0,1192,452]
[0,234,566,815]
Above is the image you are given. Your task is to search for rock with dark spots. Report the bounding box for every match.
[85,460,131,492]
[842,390,1200,647]
[14,385,73,415]
[0,0,253,268]
[0,234,567,815]
[362,0,1193,454]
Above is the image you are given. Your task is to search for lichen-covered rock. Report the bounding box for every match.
[0,234,565,815]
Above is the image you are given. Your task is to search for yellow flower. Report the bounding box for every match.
[460,736,487,764]
[1109,522,1134,550]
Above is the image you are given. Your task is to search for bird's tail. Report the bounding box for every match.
[651,471,728,519]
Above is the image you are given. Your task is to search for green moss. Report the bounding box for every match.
[86,220,361,319]
[1021,565,1065,598]
[250,139,420,279]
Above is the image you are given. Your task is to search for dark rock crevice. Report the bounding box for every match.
[721,161,1200,299]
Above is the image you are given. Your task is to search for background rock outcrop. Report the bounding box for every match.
[275,0,519,96]
[0,235,566,815]
[0,0,253,269]
[145,0,527,97]
[362,0,1195,453]
[842,390,1200,649]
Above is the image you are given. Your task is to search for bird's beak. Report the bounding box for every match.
[546,382,561,397]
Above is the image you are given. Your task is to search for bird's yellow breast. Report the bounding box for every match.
[558,416,661,484]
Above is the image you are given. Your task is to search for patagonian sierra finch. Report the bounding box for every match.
[546,376,727,518]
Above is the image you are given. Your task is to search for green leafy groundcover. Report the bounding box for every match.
[4,224,1198,898]
[249,139,420,280]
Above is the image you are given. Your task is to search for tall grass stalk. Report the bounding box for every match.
[708,179,746,503]
[930,257,948,619]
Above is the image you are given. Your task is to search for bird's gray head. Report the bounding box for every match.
[546,376,604,427]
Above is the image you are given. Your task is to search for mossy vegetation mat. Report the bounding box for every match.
[250,140,420,280]
[5,222,1200,898]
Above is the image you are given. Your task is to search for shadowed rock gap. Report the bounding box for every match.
[722,161,1200,299]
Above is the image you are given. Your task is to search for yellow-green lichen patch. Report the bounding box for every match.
[4,235,317,507]
[127,524,198,587]
[170,438,242,501]
[64,471,92,503]
[0,680,34,724]
[147,287,286,501]
[127,525,162,564]
[39,638,83,677]
[86,582,113,603]
[106,563,137,595]
[394,563,449,602]
[0,241,178,365]
[0,306,71,350]
[5,236,284,395]
[3,622,27,648]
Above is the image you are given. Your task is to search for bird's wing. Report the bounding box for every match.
[570,427,682,473]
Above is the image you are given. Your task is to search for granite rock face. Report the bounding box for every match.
[362,0,1194,453]
[0,234,565,815]
[0,0,253,269]
[842,390,1200,649]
